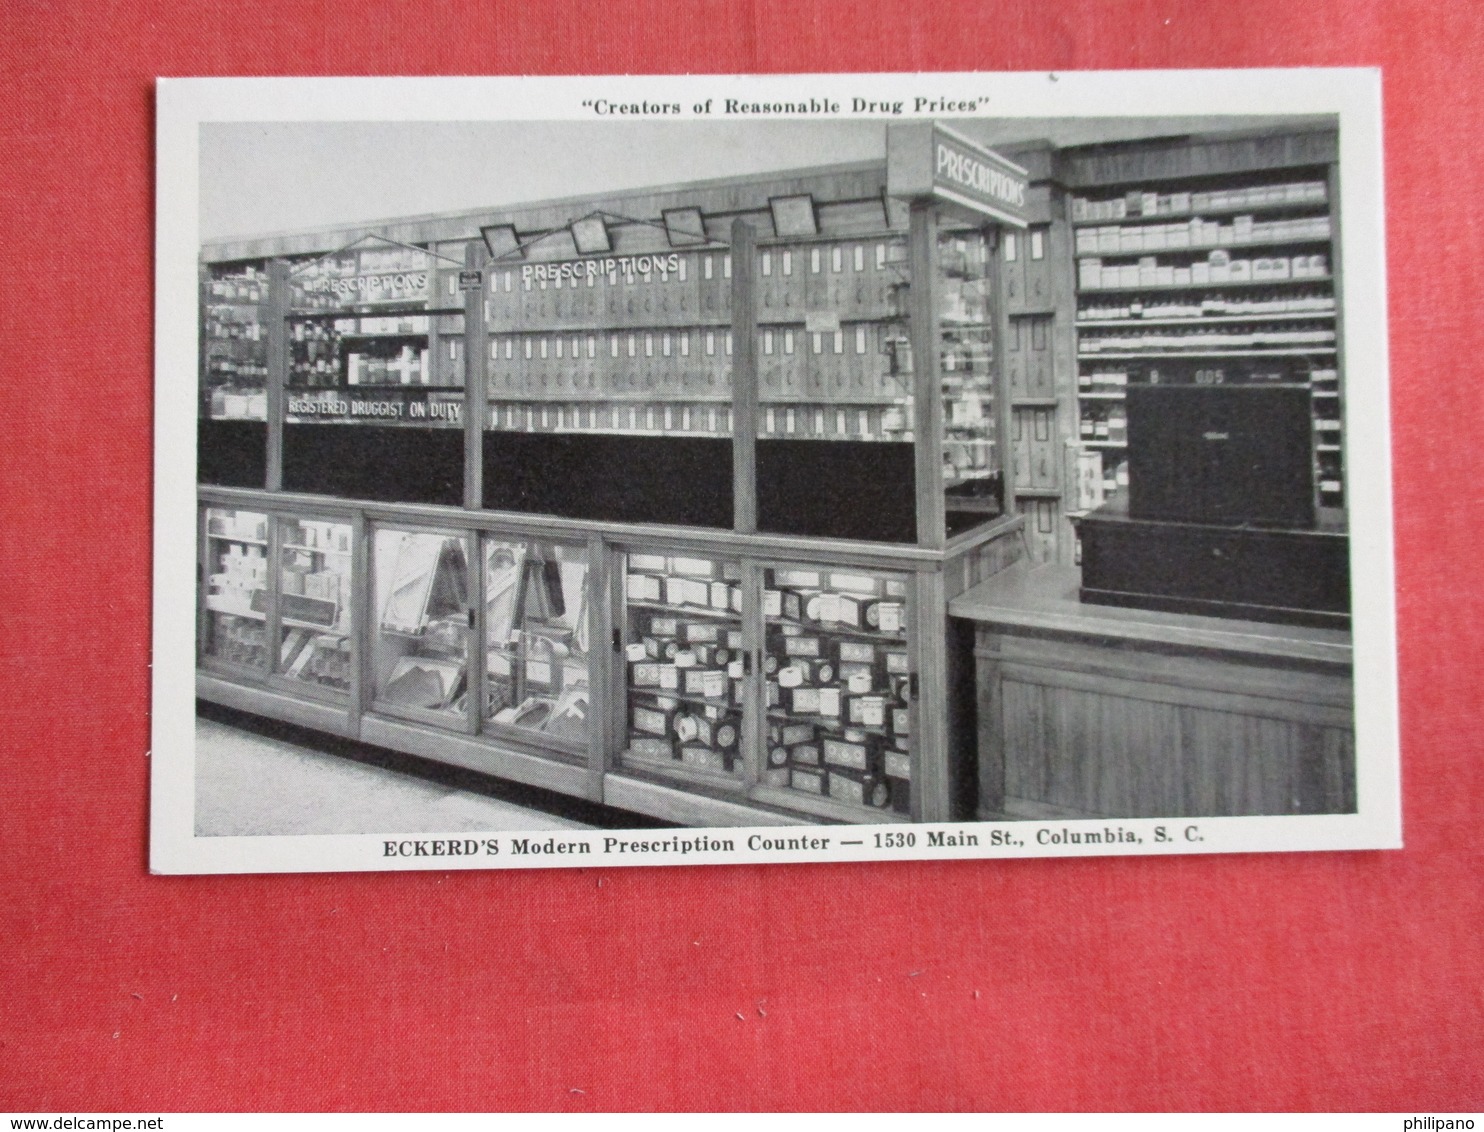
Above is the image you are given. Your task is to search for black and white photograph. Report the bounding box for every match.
[152,71,1401,873]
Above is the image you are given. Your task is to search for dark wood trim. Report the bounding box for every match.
[910,566,949,821]
[910,201,945,549]
[731,218,758,535]
[988,227,1017,522]
[463,242,488,510]
[264,259,290,491]
[585,533,611,803]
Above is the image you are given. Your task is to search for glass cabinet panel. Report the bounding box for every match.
[202,507,270,670]
[761,564,912,815]
[484,537,590,743]
[276,517,354,694]
[938,226,1003,529]
[371,528,471,721]
[283,243,464,506]
[199,266,270,487]
[483,251,735,528]
[620,552,745,784]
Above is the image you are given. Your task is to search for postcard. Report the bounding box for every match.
[152,70,1399,873]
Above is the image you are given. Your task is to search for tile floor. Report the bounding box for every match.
[194,716,592,837]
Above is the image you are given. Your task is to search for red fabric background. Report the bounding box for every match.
[1,0,1481,1112]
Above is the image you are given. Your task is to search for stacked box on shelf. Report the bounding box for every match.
[761,566,912,815]
[1071,172,1343,510]
[202,508,270,669]
[277,517,354,693]
[622,553,745,781]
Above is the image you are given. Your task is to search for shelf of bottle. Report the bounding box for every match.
[766,710,893,739]
[1077,234,1333,259]
[1080,440,1128,449]
[324,331,433,340]
[765,616,906,645]
[1076,311,1336,328]
[1071,198,1330,227]
[1079,276,1333,295]
[626,599,740,622]
[1081,385,1336,397]
[207,533,267,546]
[1315,444,1343,453]
[1079,349,1337,360]
[629,687,741,713]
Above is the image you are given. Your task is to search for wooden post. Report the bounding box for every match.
[347,508,367,731]
[464,528,482,737]
[585,532,610,803]
[909,201,945,550]
[1325,160,1345,520]
[265,258,290,492]
[730,218,758,534]
[739,558,764,791]
[988,227,1017,522]
[463,241,489,511]
[910,566,950,821]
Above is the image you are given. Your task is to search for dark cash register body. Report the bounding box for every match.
[1076,383,1350,628]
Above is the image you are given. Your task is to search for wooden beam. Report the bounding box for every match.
[463,241,489,511]
[910,201,946,549]
[731,218,758,535]
[264,259,290,492]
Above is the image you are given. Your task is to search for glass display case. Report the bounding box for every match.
[937,226,1002,527]
[370,527,471,724]
[199,265,271,487]
[483,251,737,529]
[760,563,912,816]
[275,516,354,694]
[483,537,591,745]
[619,551,747,787]
[282,245,466,506]
[201,507,269,670]
[202,266,270,422]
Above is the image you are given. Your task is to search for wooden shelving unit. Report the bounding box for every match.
[1070,162,1346,513]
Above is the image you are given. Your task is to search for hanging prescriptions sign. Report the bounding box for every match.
[886,121,1030,229]
[290,246,434,311]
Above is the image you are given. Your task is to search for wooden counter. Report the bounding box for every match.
[949,562,1355,820]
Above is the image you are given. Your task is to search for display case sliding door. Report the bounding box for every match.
[200,503,359,707]
[751,560,914,823]
[480,532,597,768]
[612,546,755,798]
[266,513,357,702]
[200,506,271,677]
[610,543,921,823]
[367,524,474,731]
